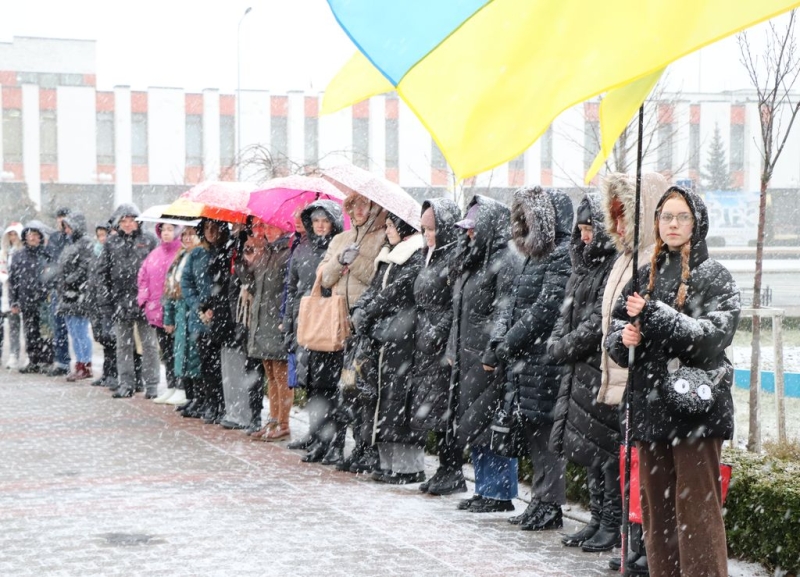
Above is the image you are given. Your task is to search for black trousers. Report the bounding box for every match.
[22,306,52,366]
[155,327,176,388]
[198,334,223,407]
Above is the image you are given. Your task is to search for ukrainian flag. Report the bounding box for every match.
[323,0,800,182]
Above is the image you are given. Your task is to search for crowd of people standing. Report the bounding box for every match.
[0,170,740,577]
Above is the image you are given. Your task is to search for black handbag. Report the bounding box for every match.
[490,386,524,458]
[662,358,728,416]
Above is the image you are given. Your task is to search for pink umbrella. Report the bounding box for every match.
[321,163,422,230]
[178,181,256,223]
[247,175,348,232]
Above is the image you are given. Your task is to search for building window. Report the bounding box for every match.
[730,123,745,172]
[541,125,553,170]
[96,111,115,165]
[186,114,203,167]
[352,116,370,169]
[220,115,235,167]
[657,123,673,172]
[2,109,23,164]
[583,119,600,172]
[131,112,148,165]
[689,123,700,171]
[385,117,399,169]
[431,139,447,170]
[40,110,58,164]
[304,116,318,166]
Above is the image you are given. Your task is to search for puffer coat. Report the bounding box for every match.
[408,198,461,433]
[56,213,95,318]
[489,188,573,425]
[98,204,158,322]
[353,233,425,445]
[606,187,740,443]
[446,196,516,447]
[8,222,53,312]
[548,194,619,466]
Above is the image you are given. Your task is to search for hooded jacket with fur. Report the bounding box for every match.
[596,172,668,405]
[489,187,573,425]
[56,213,95,317]
[8,222,53,312]
[137,223,183,328]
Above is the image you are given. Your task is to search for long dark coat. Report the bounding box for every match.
[8,222,53,313]
[490,188,573,425]
[248,235,292,361]
[548,194,620,467]
[446,196,515,448]
[98,204,158,322]
[408,198,461,433]
[353,234,425,445]
[163,247,202,378]
[284,200,345,390]
[56,213,95,318]
[606,188,740,443]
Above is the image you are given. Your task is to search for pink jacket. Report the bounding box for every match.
[137,224,182,328]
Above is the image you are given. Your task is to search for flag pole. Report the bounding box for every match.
[621,104,644,577]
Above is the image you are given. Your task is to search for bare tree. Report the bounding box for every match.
[737,9,800,452]
[236,145,351,184]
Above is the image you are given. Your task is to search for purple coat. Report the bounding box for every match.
[137,224,182,328]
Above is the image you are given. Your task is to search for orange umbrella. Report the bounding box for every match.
[162,181,256,224]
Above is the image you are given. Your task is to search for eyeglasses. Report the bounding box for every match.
[658,212,693,224]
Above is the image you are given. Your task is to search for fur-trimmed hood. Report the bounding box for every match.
[510,187,573,258]
[601,172,668,255]
[376,233,424,266]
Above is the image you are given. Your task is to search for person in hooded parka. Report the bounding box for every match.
[408,198,465,496]
[98,204,159,398]
[56,212,96,381]
[86,222,118,389]
[597,171,668,576]
[181,218,234,422]
[486,187,573,527]
[350,212,425,484]
[546,193,621,552]
[445,195,517,513]
[607,186,739,577]
[9,221,55,373]
[283,200,345,462]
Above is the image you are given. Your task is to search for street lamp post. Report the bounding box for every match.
[237,6,253,180]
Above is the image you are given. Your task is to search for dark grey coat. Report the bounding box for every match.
[248,235,292,361]
[490,188,573,425]
[56,212,95,318]
[548,194,620,466]
[606,187,740,443]
[446,196,515,447]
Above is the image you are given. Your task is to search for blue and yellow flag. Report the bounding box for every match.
[323,0,800,180]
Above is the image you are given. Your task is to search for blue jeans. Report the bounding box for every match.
[65,316,92,363]
[49,294,70,367]
[472,444,518,501]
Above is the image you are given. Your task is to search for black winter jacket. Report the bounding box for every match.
[56,213,95,317]
[490,188,573,425]
[548,194,619,466]
[446,196,515,447]
[8,222,53,312]
[354,234,425,444]
[409,198,461,433]
[606,187,740,443]
[99,204,158,322]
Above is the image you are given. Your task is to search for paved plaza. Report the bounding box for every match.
[0,368,768,576]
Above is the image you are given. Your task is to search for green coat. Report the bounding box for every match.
[163,249,201,378]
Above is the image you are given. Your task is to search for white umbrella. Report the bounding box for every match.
[136,204,200,227]
[322,163,422,230]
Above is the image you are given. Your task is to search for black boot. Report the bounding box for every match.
[302,441,327,463]
[520,502,563,531]
[349,445,379,474]
[321,443,344,466]
[426,468,467,496]
[562,518,601,547]
[419,467,445,493]
[336,442,361,472]
[287,436,314,451]
[565,464,605,545]
[468,497,514,513]
[509,498,541,525]
[581,495,622,553]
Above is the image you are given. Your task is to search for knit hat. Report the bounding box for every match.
[576,201,593,226]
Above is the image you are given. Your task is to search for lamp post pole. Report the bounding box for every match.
[237,6,252,180]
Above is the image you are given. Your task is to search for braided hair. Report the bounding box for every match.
[647,189,692,311]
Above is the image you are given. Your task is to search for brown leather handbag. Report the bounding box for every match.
[297,271,351,352]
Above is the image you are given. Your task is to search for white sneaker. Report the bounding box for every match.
[5,355,18,370]
[152,389,176,404]
[164,389,187,405]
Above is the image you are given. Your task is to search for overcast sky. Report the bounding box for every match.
[0,1,790,95]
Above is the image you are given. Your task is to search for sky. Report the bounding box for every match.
[0,0,791,95]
